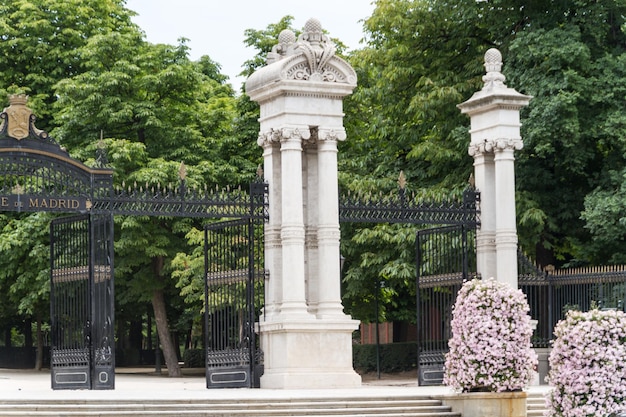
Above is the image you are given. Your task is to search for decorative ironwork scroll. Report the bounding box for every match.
[339,186,480,227]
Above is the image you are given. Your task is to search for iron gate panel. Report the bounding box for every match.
[415,224,477,386]
[89,214,115,390]
[204,218,265,388]
[50,213,114,390]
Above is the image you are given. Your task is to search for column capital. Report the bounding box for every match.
[316,127,347,142]
[469,138,523,156]
[258,126,312,147]
[493,138,523,152]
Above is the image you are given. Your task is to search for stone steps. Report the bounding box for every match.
[527,392,548,417]
[0,397,461,417]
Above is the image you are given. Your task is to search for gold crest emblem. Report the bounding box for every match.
[3,95,32,140]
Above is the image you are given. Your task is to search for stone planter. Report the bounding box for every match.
[441,391,527,417]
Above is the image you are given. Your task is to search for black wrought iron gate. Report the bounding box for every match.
[50,213,114,390]
[415,224,477,386]
[204,217,264,388]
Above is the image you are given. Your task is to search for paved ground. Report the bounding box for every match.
[0,367,552,401]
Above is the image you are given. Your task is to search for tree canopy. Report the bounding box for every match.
[0,0,258,374]
[1,0,625,359]
[343,0,626,268]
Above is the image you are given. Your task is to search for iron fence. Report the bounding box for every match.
[519,251,626,347]
[340,186,480,226]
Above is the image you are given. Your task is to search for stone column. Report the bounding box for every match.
[278,126,312,317]
[468,145,497,280]
[303,139,319,314]
[246,19,361,389]
[458,48,531,287]
[315,128,346,318]
[258,137,282,319]
[494,139,522,287]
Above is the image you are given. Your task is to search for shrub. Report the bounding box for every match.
[546,309,626,417]
[353,342,417,373]
[183,348,205,368]
[443,278,537,392]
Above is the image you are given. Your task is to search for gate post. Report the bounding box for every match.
[246,18,361,389]
[458,49,531,287]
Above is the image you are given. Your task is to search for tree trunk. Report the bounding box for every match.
[151,256,182,377]
[35,316,43,371]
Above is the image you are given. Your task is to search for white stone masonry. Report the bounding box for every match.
[246,18,361,389]
[458,48,532,288]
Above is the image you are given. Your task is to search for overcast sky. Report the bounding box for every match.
[125,0,375,89]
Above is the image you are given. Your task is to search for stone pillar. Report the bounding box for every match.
[458,49,531,287]
[278,126,311,317]
[315,128,346,318]
[494,140,522,287]
[259,138,281,320]
[469,147,497,280]
[304,140,319,314]
[246,19,361,389]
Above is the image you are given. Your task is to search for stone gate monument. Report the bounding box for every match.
[246,19,361,389]
[458,48,532,288]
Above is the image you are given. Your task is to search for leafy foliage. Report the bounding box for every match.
[0,0,139,128]
[343,0,626,276]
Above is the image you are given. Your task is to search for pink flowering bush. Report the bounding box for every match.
[443,278,537,392]
[545,309,626,417]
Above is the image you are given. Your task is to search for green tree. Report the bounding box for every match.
[344,0,626,270]
[0,0,139,128]
[52,25,242,376]
[0,212,51,369]
[505,4,626,265]
[0,0,141,369]
[336,0,626,325]
[581,169,626,264]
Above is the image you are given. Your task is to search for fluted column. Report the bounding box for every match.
[278,126,312,317]
[315,127,346,318]
[304,139,319,314]
[258,132,282,320]
[494,139,523,288]
[469,143,497,280]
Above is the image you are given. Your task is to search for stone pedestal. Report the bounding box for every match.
[246,19,361,389]
[258,319,361,389]
[442,391,527,417]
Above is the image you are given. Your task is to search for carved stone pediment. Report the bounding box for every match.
[246,18,357,94]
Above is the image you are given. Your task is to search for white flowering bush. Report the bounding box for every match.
[546,309,626,417]
[443,278,537,392]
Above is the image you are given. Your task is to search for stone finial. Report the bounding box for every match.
[482,48,506,89]
[295,18,336,81]
[300,18,324,46]
[484,48,502,72]
[267,29,297,64]
[246,17,356,91]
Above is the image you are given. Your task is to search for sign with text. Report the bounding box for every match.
[0,194,92,212]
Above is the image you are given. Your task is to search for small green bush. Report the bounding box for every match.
[353,342,417,373]
[183,348,205,368]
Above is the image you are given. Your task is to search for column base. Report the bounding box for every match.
[258,317,361,389]
[261,369,362,389]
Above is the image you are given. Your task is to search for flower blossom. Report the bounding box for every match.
[443,278,538,392]
[545,309,626,417]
